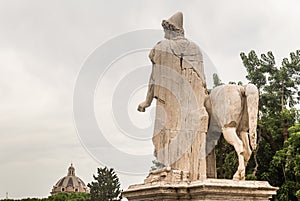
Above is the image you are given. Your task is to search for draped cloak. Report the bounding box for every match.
[148,36,209,179]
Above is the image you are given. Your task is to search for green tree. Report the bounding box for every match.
[0,193,90,201]
[49,192,68,201]
[212,73,224,87]
[47,192,90,201]
[88,167,122,201]
[240,50,300,200]
[268,124,300,200]
[150,159,165,171]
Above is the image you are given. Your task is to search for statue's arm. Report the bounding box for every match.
[137,72,154,112]
[137,47,157,112]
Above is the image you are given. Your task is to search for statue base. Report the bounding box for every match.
[143,167,191,184]
[123,178,278,201]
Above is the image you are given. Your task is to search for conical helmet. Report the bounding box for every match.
[162,12,184,34]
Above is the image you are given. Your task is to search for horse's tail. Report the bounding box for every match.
[244,84,259,150]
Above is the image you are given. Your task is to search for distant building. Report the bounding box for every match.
[51,164,88,195]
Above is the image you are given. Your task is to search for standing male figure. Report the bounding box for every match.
[138,12,209,180]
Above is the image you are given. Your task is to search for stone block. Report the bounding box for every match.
[123,179,278,201]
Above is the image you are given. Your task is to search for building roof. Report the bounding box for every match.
[51,164,88,195]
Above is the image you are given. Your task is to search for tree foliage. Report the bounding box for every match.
[0,192,90,201]
[268,124,300,200]
[48,192,90,201]
[87,167,122,201]
[215,50,300,200]
[150,159,165,171]
[212,73,224,87]
[239,50,300,200]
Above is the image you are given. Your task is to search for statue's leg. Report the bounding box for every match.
[222,127,245,180]
[240,131,252,167]
[198,108,209,180]
[152,129,164,166]
[199,131,207,180]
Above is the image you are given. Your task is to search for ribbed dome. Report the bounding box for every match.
[51,164,88,195]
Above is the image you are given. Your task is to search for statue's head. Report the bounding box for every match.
[162,12,185,39]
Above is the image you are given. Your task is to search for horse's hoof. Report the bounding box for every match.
[240,173,246,180]
[233,169,245,181]
[233,173,240,181]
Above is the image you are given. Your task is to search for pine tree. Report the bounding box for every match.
[88,167,122,201]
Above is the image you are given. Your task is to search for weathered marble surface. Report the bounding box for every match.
[123,179,278,201]
[144,167,190,184]
[138,12,209,180]
[205,84,259,180]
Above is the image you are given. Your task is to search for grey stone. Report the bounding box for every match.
[123,179,278,201]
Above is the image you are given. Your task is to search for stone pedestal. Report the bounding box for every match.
[123,179,278,201]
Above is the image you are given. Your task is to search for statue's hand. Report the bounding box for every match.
[138,101,150,112]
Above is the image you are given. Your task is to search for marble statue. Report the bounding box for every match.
[123,12,276,201]
[138,12,209,180]
[205,84,259,180]
[137,12,259,182]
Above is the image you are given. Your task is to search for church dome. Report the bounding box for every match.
[51,164,88,195]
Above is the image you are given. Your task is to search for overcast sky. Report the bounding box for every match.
[1,0,300,199]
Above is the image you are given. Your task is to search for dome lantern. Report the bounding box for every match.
[68,163,75,176]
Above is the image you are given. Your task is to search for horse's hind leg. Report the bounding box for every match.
[222,127,245,180]
[240,131,252,167]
